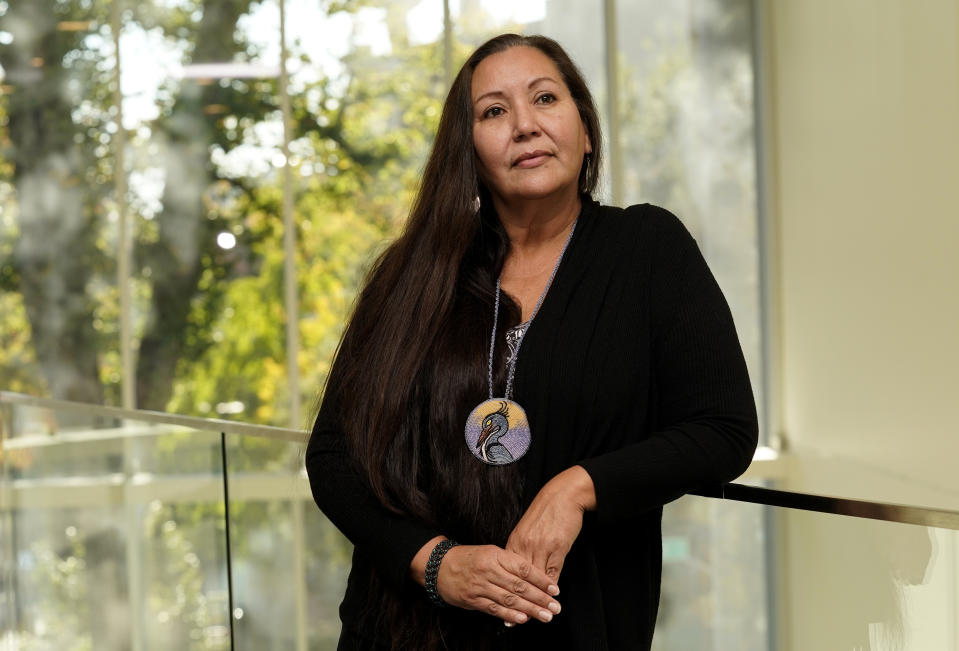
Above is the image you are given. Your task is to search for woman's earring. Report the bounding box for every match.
[472,196,481,213]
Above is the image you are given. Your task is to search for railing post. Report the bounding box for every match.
[220,432,236,650]
[0,399,15,650]
[123,427,145,651]
[603,0,623,207]
[292,496,308,651]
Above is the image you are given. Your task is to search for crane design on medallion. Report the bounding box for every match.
[465,398,531,466]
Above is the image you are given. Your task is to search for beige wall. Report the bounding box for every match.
[766,0,959,500]
[762,1,959,648]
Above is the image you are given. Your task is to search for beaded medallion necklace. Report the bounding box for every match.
[464,218,578,465]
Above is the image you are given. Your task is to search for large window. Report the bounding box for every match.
[0,0,761,429]
[1,1,765,649]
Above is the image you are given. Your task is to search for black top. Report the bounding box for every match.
[307,200,758,650]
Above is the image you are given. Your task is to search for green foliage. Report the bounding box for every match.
[0,0,119,404]
[165,30,448,427]
[0,0,453,422]
[0,292,46,395]
[1,7,449,640]
[1,3,762,648]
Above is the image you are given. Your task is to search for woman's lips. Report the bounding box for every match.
[513,151,551,168]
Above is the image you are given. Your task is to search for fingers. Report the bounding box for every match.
[506,467,589,584]
[485,551,561,625]
[488,569,560,616]
[544,549,567,584]
[438,545,561,626]
[507,531,570,586]
[501,551,560,597]
[473,589,561,627]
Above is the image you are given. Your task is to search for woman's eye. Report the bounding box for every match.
[536,93,556,105]
[483,106,504,118]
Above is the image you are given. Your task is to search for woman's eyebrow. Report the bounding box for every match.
[473,77,561,105]
[473,90,505,105]
[527,76,559,88]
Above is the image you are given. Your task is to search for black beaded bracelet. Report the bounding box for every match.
[424,539,458,607]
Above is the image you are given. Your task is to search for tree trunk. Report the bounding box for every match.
[2,0,104,404]
[134,0,255,410]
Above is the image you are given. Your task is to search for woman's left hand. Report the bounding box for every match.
[506,465,597,585]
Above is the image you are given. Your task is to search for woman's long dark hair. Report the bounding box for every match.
[322,34,602,650]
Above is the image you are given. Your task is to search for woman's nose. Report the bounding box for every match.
[512,105,540,140]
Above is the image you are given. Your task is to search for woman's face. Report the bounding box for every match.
[471,46,591,209]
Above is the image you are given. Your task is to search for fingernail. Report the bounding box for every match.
[548,584,560,596]
[539,610,552,622]
[548,601,561,614]
[504,622,515,628]
[515,613,527,624]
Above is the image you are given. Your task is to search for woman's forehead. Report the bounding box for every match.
[471,46,564,100]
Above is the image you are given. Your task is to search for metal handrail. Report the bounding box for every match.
[0,390,305,442]
[693,483,959,531]
[3,390,958,530]
[727,483,959,530]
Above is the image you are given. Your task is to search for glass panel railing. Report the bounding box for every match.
[653,491,959,651]
[658,491,959,651]
[222,433,350,650]
[3,392,958,651]
[0,397,232,650]
[655,491,770,650]
[772,499,957,651]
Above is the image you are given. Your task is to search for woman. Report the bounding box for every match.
[306,33,758,650]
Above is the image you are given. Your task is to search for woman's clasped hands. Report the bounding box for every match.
[429,465,596,627]
[437,544,561,626]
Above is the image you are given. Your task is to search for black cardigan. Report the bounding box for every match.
[306,200,758,650]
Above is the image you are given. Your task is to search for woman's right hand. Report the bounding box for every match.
[414,539,562,625]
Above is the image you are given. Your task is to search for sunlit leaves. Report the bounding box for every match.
[167,14,447,427]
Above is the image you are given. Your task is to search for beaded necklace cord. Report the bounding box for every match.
[487,219,577,402]
[464,217,578,466]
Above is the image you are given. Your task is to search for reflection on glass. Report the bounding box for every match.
[778,507,950,651]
